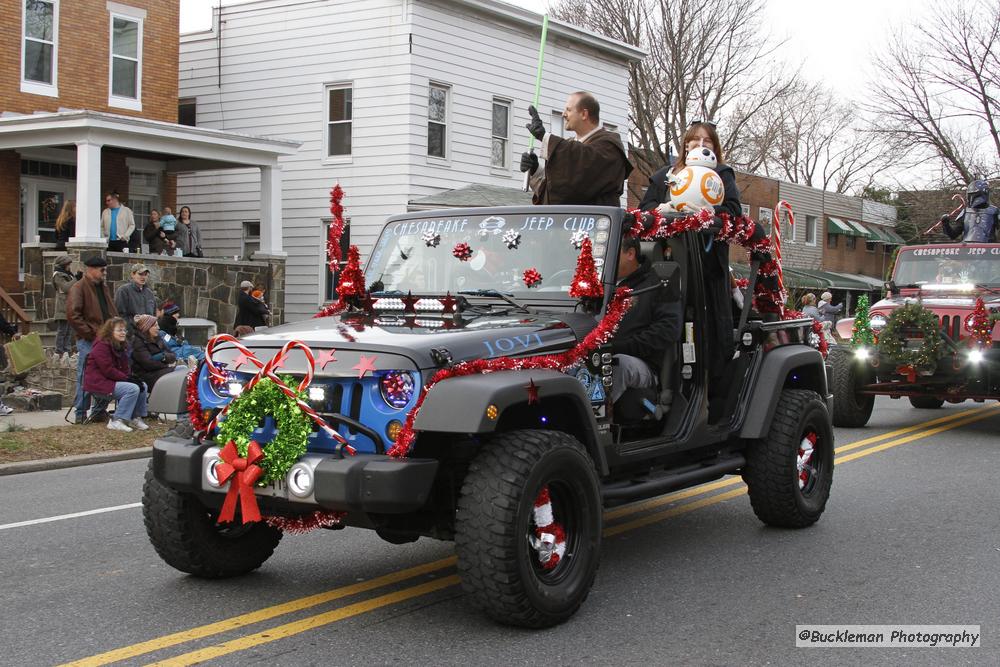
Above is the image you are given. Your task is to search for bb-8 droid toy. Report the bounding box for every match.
[657,147,725,214]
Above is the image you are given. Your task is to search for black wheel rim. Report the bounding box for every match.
[525,477,585,585]
[796,426,824,497]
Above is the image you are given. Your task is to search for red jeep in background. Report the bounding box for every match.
[830,243,1000,426]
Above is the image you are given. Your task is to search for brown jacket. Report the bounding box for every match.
[529,128,632,206]
[66,277,118,341]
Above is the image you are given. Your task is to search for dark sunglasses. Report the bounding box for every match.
[689,120,717,129]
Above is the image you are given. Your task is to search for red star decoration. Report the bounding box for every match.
[526,378,540,405]
[352,354,378,378]
[439,292,458,314]
[232,352,250,369]
[316,349,338,370]
[401,291,419,314]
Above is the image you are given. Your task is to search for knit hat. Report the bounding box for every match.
[135,314,158,333]
[240,280,254,290]
[162,301,180,316]
[54,255,72,267]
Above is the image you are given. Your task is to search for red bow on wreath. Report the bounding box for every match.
[896,364,918,383]
[216,439,264,524]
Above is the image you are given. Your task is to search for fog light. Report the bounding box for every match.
[205,456,222,488]
[969,349,984,364]
[308,386,326,402]
[386,420,403,442]
[287,463,314,498]
[227,381,244,397]
[855,347,870,361]
[741,332,753,346]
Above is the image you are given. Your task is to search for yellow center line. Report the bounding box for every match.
[66,404,1000,666]
[60,557,457,667]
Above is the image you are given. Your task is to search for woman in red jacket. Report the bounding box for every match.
[84,317,149,432]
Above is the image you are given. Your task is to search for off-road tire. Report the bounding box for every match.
[909,396,944,409]
[829,345,874,427]
[142,462,282,577]
[455,429,602,628]
[743,389,834,528]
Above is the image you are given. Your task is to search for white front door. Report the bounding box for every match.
[21,177,76,275]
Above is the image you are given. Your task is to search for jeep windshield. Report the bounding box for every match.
[366,212,613,296]
[894,246,1000,289]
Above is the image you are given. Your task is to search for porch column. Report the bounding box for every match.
[256,164,286,258]
[70,141,104,244]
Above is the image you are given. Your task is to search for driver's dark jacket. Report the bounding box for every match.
[610,257,682,373]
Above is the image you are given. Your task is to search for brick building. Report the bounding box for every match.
[0,0,296,330]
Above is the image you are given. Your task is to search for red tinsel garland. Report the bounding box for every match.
[186,369,210,433]
[523,268,543,288]
[785,308,829,357]
[327,184,345,268]
[388,286,634,458]
[569,237,604,299]
[314,299,348,319]
[265,510,345,534]
[336,244,366,300]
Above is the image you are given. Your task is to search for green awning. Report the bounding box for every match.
[827,217,861,236]
[845,219,873,238]
[863,224,894,243]
[730,265,875,291]
[884,227,906,244]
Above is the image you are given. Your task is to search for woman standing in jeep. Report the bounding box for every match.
[637,122,744,421]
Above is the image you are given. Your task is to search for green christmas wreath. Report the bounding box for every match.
[877,302,944,372]
[216,376,312,484]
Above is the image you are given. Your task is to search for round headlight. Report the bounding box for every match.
[287,463,314,498]
[205,456,222,488]
[380,371,415,409]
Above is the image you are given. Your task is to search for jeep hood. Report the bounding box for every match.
[211,311,594,376]
[871,292,1000,312]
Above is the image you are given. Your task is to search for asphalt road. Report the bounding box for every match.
[2,396,1000,666]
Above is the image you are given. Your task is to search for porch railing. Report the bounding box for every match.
[0,286,31,345]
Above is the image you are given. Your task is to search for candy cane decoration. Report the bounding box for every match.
[771,200,794,294]
[203,334,354,454]
[924,193,965,237]
[531,486,566,570]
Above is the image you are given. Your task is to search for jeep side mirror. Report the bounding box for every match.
[884,280,896,295]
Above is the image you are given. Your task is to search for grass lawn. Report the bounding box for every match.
[0,421,172,464]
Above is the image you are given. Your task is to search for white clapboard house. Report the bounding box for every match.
[178,0,643,319]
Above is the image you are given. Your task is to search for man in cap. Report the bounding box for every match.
[234,279,269,330]
[115,263,158,331]
[66,256,118,423]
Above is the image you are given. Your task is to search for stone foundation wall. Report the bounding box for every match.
[24,356,76,404]
[24,245,285,333]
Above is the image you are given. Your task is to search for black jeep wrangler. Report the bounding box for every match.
[143,206,834,628]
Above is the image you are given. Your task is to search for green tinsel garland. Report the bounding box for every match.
[877,302,944,371]
[850,293,874,347]
[216,376,312,484]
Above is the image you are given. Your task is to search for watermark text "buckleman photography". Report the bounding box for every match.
[796,625,980,648]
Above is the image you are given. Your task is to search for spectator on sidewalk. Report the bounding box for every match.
[66,256,118,424]
[51,255,77,356]
[114,263,158,334]
[235,280,269,330]
[158,301,204,364]
[84,317,150,432]
[131,314,180,390]
[0,310,18,416]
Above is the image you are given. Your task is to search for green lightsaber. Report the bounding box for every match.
[523,14,549,192]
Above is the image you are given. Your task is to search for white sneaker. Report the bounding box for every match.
[107,418,133,432]
[131,418,150,431]
[0,403,13,416]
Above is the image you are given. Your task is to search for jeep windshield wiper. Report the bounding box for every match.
[458,289,531,313]
[370,290,406,297]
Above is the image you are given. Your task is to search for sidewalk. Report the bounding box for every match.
[0,409,71,430]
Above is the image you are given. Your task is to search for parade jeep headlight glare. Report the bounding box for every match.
[227,381,244,397]
[380,371,416,409]
[869,315,888,331]
[969,349,984,364]
[308,386,326,402]
[855,347,870,360]
[741,332,754,346]
[287,463,314,498]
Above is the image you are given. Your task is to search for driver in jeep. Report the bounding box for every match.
[610,236,682,410]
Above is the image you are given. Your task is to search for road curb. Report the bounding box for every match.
[0,447,153,476]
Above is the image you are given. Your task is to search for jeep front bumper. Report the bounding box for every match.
[152,437,439,514]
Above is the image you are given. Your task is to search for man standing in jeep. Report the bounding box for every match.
[940,179,998,243]
[519,92,632,206]
[609,236,682,403]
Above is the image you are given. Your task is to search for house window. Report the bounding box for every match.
[491,98,510,169]
[428,84,449,158]
[108,7,144,110]
[323,217,351,302]
[550,111,564,138]
[22,0,58,95]
[178,98,196,126]
[806,215,817,245]
[845,236,857,250]
[865,240,877,253]
[741,204,751,217]
[326,84,352,157]
[758,207,773,234]
[827,234,838,249]
[243,220,261,259]
[780,208,794,242]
